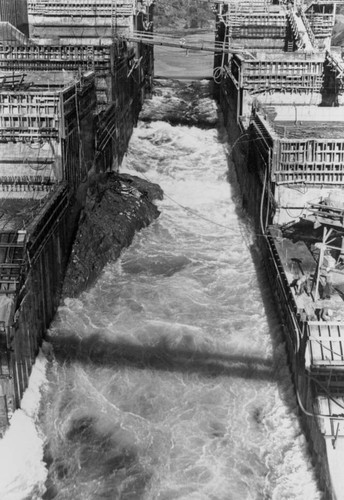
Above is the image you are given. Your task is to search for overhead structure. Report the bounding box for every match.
[122,30,244,54]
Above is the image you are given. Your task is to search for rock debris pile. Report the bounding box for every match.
[63,172,163,297]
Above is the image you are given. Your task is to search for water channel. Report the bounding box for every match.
[0,80,322,500]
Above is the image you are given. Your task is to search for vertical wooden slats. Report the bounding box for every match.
[308,323,344,366]
[274,139,344,185]
[0,185,78,423]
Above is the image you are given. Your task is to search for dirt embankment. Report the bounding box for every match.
[62,172,163,297]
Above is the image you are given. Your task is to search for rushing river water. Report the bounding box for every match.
[0,81,322,500]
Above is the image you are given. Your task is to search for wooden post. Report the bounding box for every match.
[314,226,327,301]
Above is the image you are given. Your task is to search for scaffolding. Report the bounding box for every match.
[27,0,134,17]
[326,51,344,90]
[304,2,336,40]
[216,1,287,49]
[27,0,138,41]
[251,112,344,186]
[231,53,325,93]
[0,91,60,142]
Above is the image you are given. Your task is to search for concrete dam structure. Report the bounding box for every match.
[0,0,154,431]
[1,0,344,498]
[213,0,344,498]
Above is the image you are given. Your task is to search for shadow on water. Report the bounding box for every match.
[49,332,274,382]
[42,81,322,499]
[212,85,296,388]
[219,111,299,390]
[42,329,275,500]
[243,230,325,498]
[219,114,303,395]
[218,97,325,495]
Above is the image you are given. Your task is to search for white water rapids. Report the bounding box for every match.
[0,81,322,499]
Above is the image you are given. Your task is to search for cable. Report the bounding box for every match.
[213,66,225,84]
[229,133,249,153]
[295,359,344,420]
[97,112,248,233]
[126,162,238,233]
[260,166,268,235]
[97,116,269,237]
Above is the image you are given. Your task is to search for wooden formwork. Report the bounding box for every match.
[305,2,335,40]
[231,54,325,93]
[0,38,150,177]
[0,45,112,72]
[0,42,132,110]
[94,39,147,168]
[0,183,77,426]
[0,39,150,423]
[60,73,97,186]
[27,0,134,17]
[27,0,135,40]
[217,2,287,43]
[0,92,60,142]
[251,113,344,186]
[0,71,96,188]
[275,139,344,185]
[307,14,334,38]
[0,230,34,425]
[230,12,287,38]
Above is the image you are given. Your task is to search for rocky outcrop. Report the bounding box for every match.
[62,172,163,297]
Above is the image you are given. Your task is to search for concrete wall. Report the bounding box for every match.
[260,235,334,499]
[0,184,78,426]
[0,0,29,37]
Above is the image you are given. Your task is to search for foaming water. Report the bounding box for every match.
[0,352,48,500]
[2,82,323,499]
